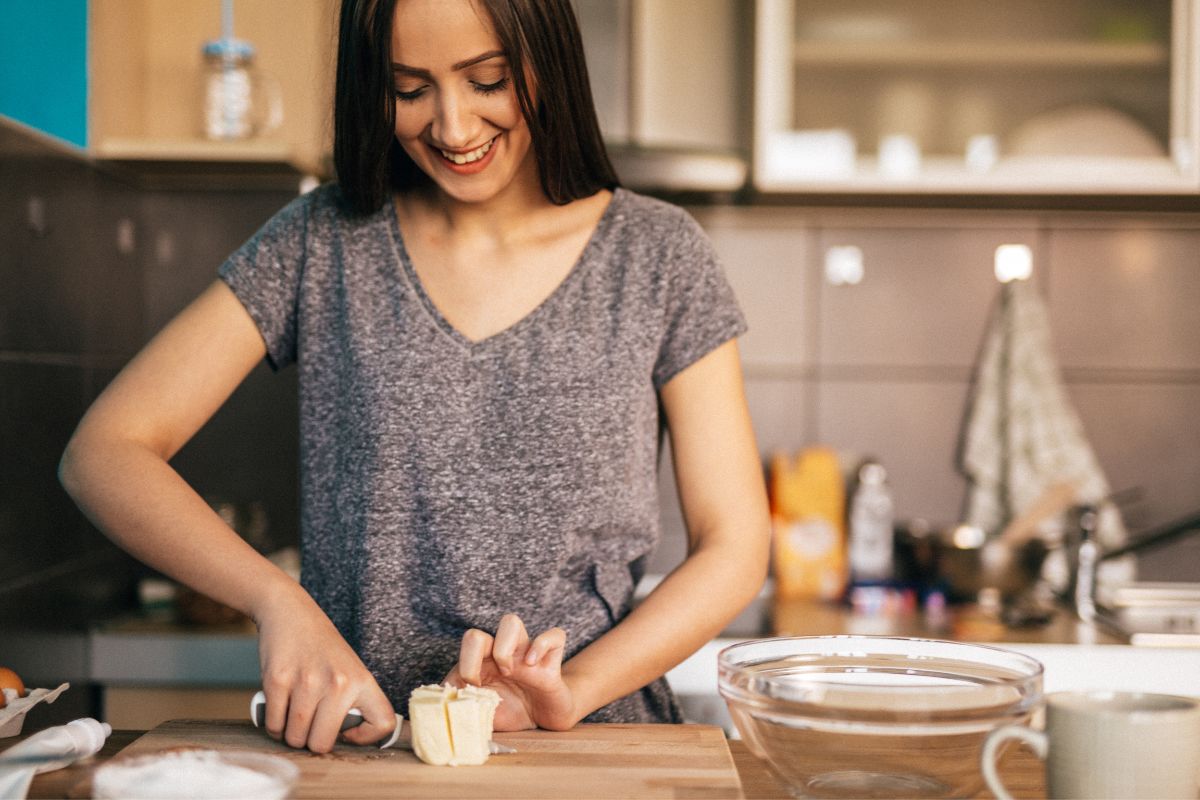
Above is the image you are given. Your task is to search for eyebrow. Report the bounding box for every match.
[391,50,505,78]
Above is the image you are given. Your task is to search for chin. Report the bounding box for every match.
[438,182,503,205]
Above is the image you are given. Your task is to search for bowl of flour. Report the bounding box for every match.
[93,749,298,799]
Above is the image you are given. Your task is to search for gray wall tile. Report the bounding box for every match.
[1048,227,1200,371]
[0,363,89,587]
[701,213,814,368]
[815,380,972,526]
[1,156,97,353]
[816,226,1038,368]
[744,376,812,455]
[1069,381,1200,531]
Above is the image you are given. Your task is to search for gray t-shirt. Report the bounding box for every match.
[218,184,746,722]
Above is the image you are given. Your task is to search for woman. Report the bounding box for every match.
[59,0,768,753]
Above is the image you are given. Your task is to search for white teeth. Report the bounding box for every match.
[440,137,494,165]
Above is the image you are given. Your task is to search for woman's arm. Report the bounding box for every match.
[452,338,770,729]
[58,280,395,752]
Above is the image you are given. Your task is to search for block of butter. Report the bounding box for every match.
[408,683,502,766]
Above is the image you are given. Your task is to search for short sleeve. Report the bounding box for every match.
[652,211,748,389]
[217,190,315,371]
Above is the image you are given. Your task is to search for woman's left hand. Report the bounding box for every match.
[445,613,576,731]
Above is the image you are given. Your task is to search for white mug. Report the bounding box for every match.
[982,691,1200,799]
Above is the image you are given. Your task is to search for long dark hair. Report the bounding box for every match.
[334,0,619,215]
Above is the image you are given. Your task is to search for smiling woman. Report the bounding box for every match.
[58,0,769,756]
[334,0,616,214]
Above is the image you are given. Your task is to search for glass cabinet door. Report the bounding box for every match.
[754,0,1200,193]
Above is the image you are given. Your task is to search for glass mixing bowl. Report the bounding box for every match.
[719,636,1043,799]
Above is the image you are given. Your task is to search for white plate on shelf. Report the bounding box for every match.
[1006,104,1166,158]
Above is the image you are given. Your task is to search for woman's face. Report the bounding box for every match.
[390,0,535,205]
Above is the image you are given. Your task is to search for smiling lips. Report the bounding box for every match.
[435,134,499,174]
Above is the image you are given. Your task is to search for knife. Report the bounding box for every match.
[248,691,516,754]
[249,691,404,750]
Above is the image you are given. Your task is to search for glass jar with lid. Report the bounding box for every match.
[201,37,283,141]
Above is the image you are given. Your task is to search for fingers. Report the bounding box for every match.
[261,682,290,741]
[307,695,349,753]
[262,670,395,752]
[340,688,398,747]
[281,679,320,750]
[457,627,495,686]
[492,613,529,677]
[525,626,566,669]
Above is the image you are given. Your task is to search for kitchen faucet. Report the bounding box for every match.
[1070,504,1200,641]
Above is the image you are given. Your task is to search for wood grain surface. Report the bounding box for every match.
[14,727,1045,799]
[85,720,744,799]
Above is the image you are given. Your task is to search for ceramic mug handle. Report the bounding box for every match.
[982,724,1048,800]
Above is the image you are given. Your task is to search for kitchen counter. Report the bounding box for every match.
[771,598,1125,645]
[12,727,1045,799]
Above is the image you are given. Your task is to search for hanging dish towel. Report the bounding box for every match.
[957,278,1127,552]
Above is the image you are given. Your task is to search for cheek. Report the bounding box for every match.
[393,105,426,141]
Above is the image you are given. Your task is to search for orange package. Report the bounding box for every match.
[769,446,847,600]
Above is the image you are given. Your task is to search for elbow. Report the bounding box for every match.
[58,432,88,501]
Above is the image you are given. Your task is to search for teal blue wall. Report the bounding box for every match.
[0,0,89,147]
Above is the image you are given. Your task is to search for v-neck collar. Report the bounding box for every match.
[387,189,622,352]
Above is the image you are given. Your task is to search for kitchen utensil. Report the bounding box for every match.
[107,719,741,798]
[982,691,1200,799]
[250,691,405,750]
[935,524,1050,603]
[719,635,1043,799]
[998,481,1077,547]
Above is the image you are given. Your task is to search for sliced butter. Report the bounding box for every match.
[408,683,502,766]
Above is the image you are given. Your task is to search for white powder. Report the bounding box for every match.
[93,749,295,800]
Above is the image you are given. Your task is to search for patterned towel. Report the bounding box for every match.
[957,278,1127,551]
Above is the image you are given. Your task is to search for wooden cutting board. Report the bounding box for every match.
[107,719,744,799]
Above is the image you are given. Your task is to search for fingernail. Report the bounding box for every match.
[525,650,538,665]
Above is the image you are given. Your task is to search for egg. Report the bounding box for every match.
[0,667,26,698]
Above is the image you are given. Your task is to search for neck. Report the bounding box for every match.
[406,160,552,245]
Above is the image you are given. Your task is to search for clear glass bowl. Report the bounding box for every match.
[718,635,1043,799]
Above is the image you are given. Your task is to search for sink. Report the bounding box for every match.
[1096,582,1200,645]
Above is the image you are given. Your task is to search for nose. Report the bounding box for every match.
[431,88,480,150]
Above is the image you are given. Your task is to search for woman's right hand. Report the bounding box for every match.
[254,589,395,753]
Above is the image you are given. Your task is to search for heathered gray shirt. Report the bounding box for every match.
[218,184,746,723]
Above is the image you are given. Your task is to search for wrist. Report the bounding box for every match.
[551,664,591,729]
[246,565,312,627]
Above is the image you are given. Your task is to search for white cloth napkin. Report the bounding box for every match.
[957,279,1127,553]
[0,717,111,799]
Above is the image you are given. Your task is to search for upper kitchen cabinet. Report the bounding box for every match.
[575,0,751,194]
[88,0,338,183]
[754,0,1200,194]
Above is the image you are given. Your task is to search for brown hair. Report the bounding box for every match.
[333,0,618,215]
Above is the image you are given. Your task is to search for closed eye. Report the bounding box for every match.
[395,86,427,103]
[473,77,510,95]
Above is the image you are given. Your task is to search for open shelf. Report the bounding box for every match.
[791,39,1169,69]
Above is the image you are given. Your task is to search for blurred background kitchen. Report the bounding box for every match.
[2,0,1199,729]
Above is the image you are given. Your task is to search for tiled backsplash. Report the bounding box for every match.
[0,119,298,623]
[2,116,1198,630]
[653,206,1200,581]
